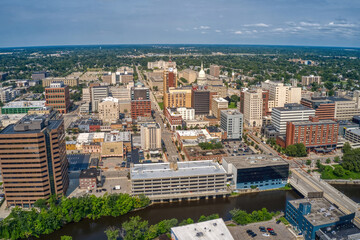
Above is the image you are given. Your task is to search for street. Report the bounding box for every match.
[136,65,180,163]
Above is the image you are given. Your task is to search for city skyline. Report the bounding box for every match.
[0,0,360,48]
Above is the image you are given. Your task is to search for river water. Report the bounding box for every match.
[332,184,360,203]
[37,190,301,240]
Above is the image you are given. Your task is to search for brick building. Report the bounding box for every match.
[45,82,71,114]
[79,168,100,189]
[301,97,335,120]
[277,116,338,153]
[131,87,151,120]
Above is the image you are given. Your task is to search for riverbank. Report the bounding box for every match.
[36,190,301,240]
[229,184,293,197]
[325,179,360,185]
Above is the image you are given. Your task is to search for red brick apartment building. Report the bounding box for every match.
[277,116,338,153]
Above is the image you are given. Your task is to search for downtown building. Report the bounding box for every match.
[191,86,210,116]
[130,86,151,120]
[209,64,220,77]
[220,109,243,140]
[131,161,228,201]
[98,97,120,124]
[222,155,289,190]
[0,115,69,207]
[45,82,71,114]
[277,116,339,153]
[163,87,192,109]
[271,103,315,135]
[140,122,161,151]
[301,75,321,86]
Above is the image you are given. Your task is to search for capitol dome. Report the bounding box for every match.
[197,62,207,85]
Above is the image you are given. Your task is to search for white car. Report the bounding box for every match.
[262,233,270,237]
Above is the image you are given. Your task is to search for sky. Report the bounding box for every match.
[0,0,360,48]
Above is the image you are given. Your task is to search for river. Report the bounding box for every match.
[332,184,360,203]
[36,190,301,240]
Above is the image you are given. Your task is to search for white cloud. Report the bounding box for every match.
[215,29,221,33]
[300,21,320,27]
[244,23,269,27]
[199,25,210,30]
[328,22,355,27]
[252,30,258,33]
[176,27,187,32]
[234,31,242,34]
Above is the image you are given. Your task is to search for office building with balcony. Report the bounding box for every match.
[222,155,289,190]
[285,198,356,240]
[0,115,69,207]
[131,161,228,201]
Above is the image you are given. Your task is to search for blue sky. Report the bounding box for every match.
[0,0,359,48]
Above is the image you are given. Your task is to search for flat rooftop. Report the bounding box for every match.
[292,119,337,126]
[171,218,234,240]
[0,115,62,134]
[289,198,349,226]
[273,103,313,112]
[214,98,228,103]
[223,154,288,169]
[2,101,46,108]
[346,128,360,136]
[131,160,227,180]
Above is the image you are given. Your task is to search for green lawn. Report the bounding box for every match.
[320,165,360,179]
[228,102,237,108]
[158,102,164,110]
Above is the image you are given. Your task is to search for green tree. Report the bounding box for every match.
[326,158,331,164]
[333,165,345,177]
[306,160,311,166]
[343,142,352,154]
[34,198,47,209]
[105,226,120,240]
[61,236,73,240]
[122,216,149,240]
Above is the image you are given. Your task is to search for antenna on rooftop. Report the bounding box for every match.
[169,50,172,62]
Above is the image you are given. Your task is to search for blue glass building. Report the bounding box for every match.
[222,155,289,190]
[285,198,355,240]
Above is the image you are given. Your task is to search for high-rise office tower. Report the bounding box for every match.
[45,82,71,114]
[163,68,177,91]
[210,64,220,78]
[0,115,69,207]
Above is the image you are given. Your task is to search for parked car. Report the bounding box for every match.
[276,220,281,224]
[267,228,273,231]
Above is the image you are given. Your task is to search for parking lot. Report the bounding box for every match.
[228,219,296,240]
[67,169,131,198]
[223,140,255,157]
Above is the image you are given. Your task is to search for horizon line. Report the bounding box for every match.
[1,43,360,50]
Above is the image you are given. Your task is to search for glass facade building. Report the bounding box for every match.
[222,155,289,190]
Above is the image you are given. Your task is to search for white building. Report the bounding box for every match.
[220,109,243,140]
[271,103,315,134]
[0,87,20,103]
[140,122,161,150]
[243,88,263,127]
[91,86,109,112]
[98,97,120,124]
[176,107,195,120]
[131,161,228,201]
[261,80,301,110]
[171,218,234,240]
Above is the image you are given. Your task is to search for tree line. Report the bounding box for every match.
[0,193,150,240]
